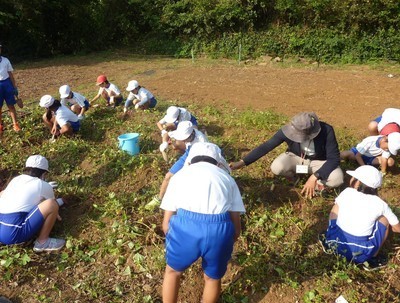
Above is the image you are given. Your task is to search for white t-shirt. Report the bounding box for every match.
[98,83,121,96]
[158,107,192,125]
[336,187,399,236]
[356,135,391,158]
[378,108,400,132]
[185,129,208,149]
[126,87,154,106]
[55,104,79,127]
[61,91,87,108]
[0,56,13,80]
[0,174,55,214]
[161,162,245,214]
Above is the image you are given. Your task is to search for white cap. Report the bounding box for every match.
[169,121,194,140]
[164,106,180,123]
[25,155,49,171]
[186,142,231,173]
[388,132,400,155]
[59,85,71,98]
[39,95,55,108]
[126,80,139,91]
[346,166,382,189]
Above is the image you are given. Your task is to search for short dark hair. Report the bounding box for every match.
[358,182,378,196]
[24,167,47,178]
[190,155,218,166]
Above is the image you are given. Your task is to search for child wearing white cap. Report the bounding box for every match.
[123,80,157,113]
[320,165,400,270]
[157,106,198,156]
[0,155,65,252]
[340,132,400,175]
[145,122,209,210]
[161,142,245,302]
[368,108,400,136]
[59,84,89,120]
[90,75,123,107]
[39,94,80,137]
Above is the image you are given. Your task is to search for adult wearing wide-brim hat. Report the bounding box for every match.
[230,112,343,198]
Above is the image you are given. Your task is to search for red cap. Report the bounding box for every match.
[96,75,107,85]
[380,123,400,135]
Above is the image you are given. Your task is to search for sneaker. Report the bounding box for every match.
[362,255,388,271]
[145,196,161,211]
[318,233,334,254]
[13,123,21,132]
[33,238,65,252]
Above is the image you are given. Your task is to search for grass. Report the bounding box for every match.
[1,58,400,302]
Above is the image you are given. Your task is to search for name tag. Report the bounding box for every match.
[296,164,309,174]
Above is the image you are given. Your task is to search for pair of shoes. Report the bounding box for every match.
[145,196,161,211]
[33,238,65,252]
[362,255,388,271]
[318,233,334,254]
[13,123,21,132]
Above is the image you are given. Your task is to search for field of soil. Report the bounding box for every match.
[4,54,400,302]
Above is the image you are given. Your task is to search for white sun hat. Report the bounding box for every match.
[25,155,49,171]
[164,106,180,123]
[39,95,55,108]
[126,80,139,91]
[169,121,194,141]
[186,142,231,174]
[388,132,400,155]
[59,85,71,98]
[346,165,382,189]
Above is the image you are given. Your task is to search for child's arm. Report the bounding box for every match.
[90,93,101,104]
[162,210,176,235]
[229,211,241,242]
[354,152,366,166]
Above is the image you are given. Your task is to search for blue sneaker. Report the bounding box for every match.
[33,238,65,252]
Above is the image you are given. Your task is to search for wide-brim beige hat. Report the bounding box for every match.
[281,112,321,143]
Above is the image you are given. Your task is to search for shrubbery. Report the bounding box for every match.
[2,0,400,63]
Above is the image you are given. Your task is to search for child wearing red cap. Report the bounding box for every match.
[90,75,123,107]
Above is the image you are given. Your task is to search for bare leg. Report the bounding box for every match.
[71,104,82,115]
[42,113,55,130]
[202,274,221,303]
[368,121,379,136]
[340,150,355,161]
[7,105,18,125]
[162,265,182,303]
[159,172,173,200]
[36,199,60,242]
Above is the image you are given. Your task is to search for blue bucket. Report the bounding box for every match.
[118,133,140,155]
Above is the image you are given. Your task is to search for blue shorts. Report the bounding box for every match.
[325,219,386,263]
[0,78,16,107]
[374,116,382,123]
[166,209,235,279]
[148,97,157,108]
[190,115,198,126]
[83,100,90,110]
[0,207,44,244]
[350,147,376,165]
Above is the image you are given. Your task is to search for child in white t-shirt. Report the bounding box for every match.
[161,142,245,302]
[123,80,157,113]
[90,75,123,107]
[340,132,400,174]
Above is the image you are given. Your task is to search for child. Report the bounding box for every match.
[161,142,245,302]
[0,155,65,252]
[90,75,123,107]
[340,132,400,175]
[320,165,400,270]
[368,108,400,135]
[123,80,157,113]
[157,106,198,154]
[0,42,21,132]
[59,84,90,119]
[39,95,80,137]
